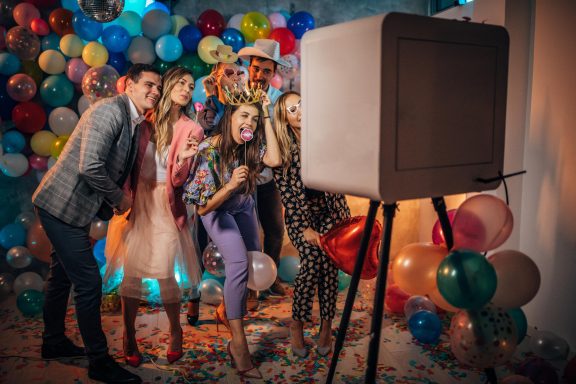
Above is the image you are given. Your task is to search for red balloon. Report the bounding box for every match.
[27,218,53,263]
[269,28,296,56]
[197,9,225,36]
[12,102,47,134]
[29,154,48,170]
[385,284,411,314]
[48,8,74,37]
[431,209,457,245]
[320,216,381,280]
[30,18,50,36]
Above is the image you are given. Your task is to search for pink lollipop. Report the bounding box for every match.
[240,128,253,142]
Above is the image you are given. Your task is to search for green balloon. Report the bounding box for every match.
[338,270,351,291]
[17,289,45,317]
[508,308,527,344]
[436,249,497,310]
[40,74,74,107]
[152,58,173,75]
[176,53,211,81]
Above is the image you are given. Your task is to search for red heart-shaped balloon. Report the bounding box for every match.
[320,216,381,279]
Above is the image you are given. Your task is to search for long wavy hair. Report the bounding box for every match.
[273,91,301,175]
[149,67,194,161]
[216,102,266,195]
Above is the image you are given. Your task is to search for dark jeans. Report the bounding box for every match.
[256,180,285,265]
[37,207,108,360]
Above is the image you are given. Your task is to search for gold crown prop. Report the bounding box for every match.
[223,85,264,106]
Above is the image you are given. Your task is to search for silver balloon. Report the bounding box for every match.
[0,273,15,300]
[7,246,33,269]
[530,330,570,360]
[13,272,44,295]
[14,211,36,230]
[404,295,437,320]
[78,0,124,23]
[89,219,108,240]
[202,242,225,277]
[199,278,223,305]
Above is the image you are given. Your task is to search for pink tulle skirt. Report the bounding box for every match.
[104,180,201,304]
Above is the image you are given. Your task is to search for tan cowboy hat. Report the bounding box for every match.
[238,39,291,67]
[209,45,239,64]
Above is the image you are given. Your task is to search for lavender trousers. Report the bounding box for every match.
[200,194,260,320]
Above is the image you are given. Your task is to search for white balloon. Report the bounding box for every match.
[247,251,277,291]
[49,107,78,136]
[7,246,33,269]
[227,13,244,30]
[78,95,91,115]
[199,278,224,305]
[13,272,44,295]
[1,153,29,177]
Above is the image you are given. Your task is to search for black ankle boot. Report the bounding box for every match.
[186,298,200,326]
[88,354,142,383]
[41,338,86,359]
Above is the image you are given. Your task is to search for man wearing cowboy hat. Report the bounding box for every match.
[238,39,292,298]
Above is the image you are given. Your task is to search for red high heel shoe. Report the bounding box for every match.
[123,334,142,368]
[167,328,183,364]
[227,342,263,379]
[215,302,230,332]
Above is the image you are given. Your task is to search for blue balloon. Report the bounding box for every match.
[0,53,21,76]
[221,28,245,53]
[40,75,74,108]
[93,238,107,267]
[0,76,17,121]
[101,25,131,53]
[41,33,61,52]
[143,1,170,15]
[100,264,123,293]
[278,255,300,283]
[17,289,45,317]
[155,34,183,62]
[408,310,442,344]
[107,52,127,75]
[111,11,142,37]
[124,0,146,16]
[2,130,26,153]
[287,11,315,39]
[192,75,208,105]
[508,308,528,344]
[0,223,27,249]
[72,10,103,41]
[61,0,80,12]
[178,25,202,52]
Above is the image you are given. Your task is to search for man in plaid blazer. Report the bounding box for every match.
[32,64,161,384]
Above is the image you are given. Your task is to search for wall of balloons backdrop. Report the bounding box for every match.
[1,0,575,382]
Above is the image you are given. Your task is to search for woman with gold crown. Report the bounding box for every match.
[183,87,281,379]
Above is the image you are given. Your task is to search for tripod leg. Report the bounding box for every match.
[365,203,397,384]
[326,200,380,384]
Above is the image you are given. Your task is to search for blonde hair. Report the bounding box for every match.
[150,67,194,160]
[273,91,300,174]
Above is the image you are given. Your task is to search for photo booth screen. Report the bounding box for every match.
[301,12,509,201]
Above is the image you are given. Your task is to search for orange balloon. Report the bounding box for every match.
[26,218,53,263]
[391,242,448,296]
[49,8,74,37]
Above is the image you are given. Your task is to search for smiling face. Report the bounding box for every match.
[125,71,162,114]
[248,57,275,91]
[170,74,194,107]
[231,104,259,144]
[216,63,245,94]
[284,93,301,129]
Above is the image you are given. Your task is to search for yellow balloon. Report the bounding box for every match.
[82,41,109,67]
[60,34,84,58]
[170,15,189,36]
[392,242,448,296]
[50,135,69,159]
[197,35,223,64]
[31,131,57,156]
[38,50,66,75]
[240,12,271,43]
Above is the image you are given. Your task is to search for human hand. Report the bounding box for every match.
[303,227,321,247]
[178,134,199,163]
[115,193,132,214]
[226,165,248,192]
[261,93,271,109]
[203,75,217,96]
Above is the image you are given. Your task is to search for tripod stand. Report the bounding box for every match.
[326,197,498,384]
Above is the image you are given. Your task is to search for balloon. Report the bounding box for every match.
[127,36,156,65]
[152,58,173,75]
[192,75,208,104]
[29,154,48,170]
[501,375,535,384]
[338,270,352,291]
[50,135,68,159]
[530,330,570,360]
[202,243,225,277]
[100,293,120,313]
[7,73,37,102]
[278,54,299,80]
[270,72,283,89]
[221,28,245,53]
[155,34,183,62]
[227,13,244,30]
[268,12,287,30]
[12,101,46,133]
[320,216,381,280]
[404,295,437,320]
[38,49,66,75]
[111,10,141,37]
[247,251,277,291]
[176,53,210,80]
[17,289,45,316]
[41,33,61,52]
[507,308,527,344]
[278,255,300,283]
[240,12,271,43]
[178,25,203,52]
[0,52,21,75]
[48,8,74,37]
[392,242,448,296]
[89,219,108,241]
[2,130,26,153]
[516,357,560,384]
[431,209,457,245]
[107,52,127,75]
[26,218,53,263]
[201,269,225,285]
[197,9,225,37]
[197,35,223,64]
[61,0,80,12]
[40,74,74,107]
[428,286,459,312]
[59,34,84,58]
[452,194,514,252]
[385,284,411,314]
[49,107,78,136]
[30,130,57,156]
[287,11,315,39]
[93,238,107,267]
[14,211,36,229]
[78,95,91,115]
[6,26,41,60]
[123,0,146,16]
[0,153,29,177]
[141,9,172,40]
[269,28,296,56]
[101,25,131,53]
[170,14,189,36]
[81,65,120,104]
[13,271,44,295]
[71,10,102,41]
[408,310,442,344]
[0,273,15,300]
[143,1,169,15]
[0,223,26,249]
[7,245,33,268]
[436,249,497,310]
[199,278,223,305]
[82,41,109,67]
[13,3,40,27]
[116,75,126,93]
[30,18,50,36]
[20,59,44,86]
[487,250,540,308]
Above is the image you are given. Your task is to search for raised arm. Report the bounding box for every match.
[261,94,281,167]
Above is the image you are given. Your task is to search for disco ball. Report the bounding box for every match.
[78,0,125,23]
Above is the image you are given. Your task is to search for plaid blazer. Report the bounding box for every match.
[33,94,137,227]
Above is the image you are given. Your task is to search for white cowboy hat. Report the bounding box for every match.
[238,39,291,68]
[209,45,239,64]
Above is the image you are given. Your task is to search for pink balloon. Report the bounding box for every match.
[431,209,457,245]
[268,12,287,30]
[452,194,513,252]
[29,154,49,171]
[270,72,283,89]
[13,3,40,27]
[65,58,89,84]
[30,18,50,36]
[7,73,37,102]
